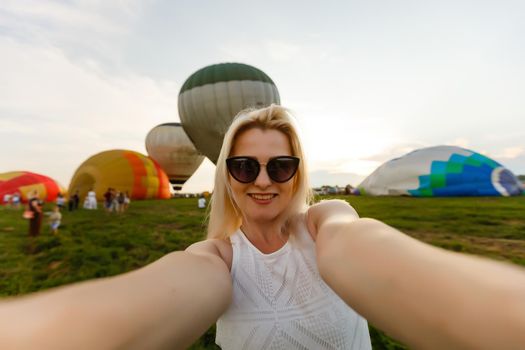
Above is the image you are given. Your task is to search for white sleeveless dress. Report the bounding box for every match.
[216,219,372,350]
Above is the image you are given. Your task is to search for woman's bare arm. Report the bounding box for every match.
[0,250,232,350]
[309,200,525,349]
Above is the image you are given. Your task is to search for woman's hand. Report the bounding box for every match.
[305,199,359,241]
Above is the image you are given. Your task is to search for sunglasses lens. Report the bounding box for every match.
[227,158,259,183]
[267,157,300,183]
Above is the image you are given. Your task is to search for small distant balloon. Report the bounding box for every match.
[145,123,204,191]
[178,62,280,164]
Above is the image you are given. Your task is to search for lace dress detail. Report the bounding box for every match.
[216,219,371,349]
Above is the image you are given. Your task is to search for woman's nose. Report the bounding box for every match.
[254,166,272,188]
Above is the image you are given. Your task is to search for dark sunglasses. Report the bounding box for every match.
[226,156,300,183]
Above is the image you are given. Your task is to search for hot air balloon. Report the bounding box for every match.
[145,123,204,191]
[68,150,171,201]
[178,62,280,164]
[0,171,66,203]
[358,145,523,196]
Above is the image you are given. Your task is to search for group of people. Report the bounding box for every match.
[21,188,131,237]
[1,105,523,349]
[2,192,21,209]
[103,188,130,213]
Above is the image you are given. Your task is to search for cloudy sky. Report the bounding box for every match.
[1,0,524,192]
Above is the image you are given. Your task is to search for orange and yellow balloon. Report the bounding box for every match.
[68,150,171,201]
[0,171,66,203]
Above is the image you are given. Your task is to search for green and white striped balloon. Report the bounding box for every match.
[178,63,280,164]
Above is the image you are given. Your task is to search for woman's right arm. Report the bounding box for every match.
[0,249,232,350]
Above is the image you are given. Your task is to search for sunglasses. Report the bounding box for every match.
[226,156,300,183]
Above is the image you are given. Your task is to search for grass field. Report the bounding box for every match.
[1,195,524,349]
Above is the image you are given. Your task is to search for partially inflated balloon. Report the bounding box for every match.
[358,145,523,196]
[145,123,204,191]
[0,171,66,202]
[68,150,171,201]
[178,62,280,164]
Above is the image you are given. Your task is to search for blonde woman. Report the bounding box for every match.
[1,105,525,350]
[187,105,371,349]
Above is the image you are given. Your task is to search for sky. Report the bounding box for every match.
[1,0,524,193]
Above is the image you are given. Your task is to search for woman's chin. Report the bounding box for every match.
[244,211,280,225]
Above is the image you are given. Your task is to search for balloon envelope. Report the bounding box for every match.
[68,150,171,201]
[145,123,204,191]
[358,145,523,196]
[0,171,66,203]
[178,62,280,164]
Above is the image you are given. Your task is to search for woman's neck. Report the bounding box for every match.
[240,219,288,254]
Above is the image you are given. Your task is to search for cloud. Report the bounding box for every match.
[1,0,145,33]
[495,146,524,159]
[446,137,470,149]
[362,142,428,163]
[0,0,149,71]
[217,38,344,68]
[1,1,124,34]
[0,37,179,188]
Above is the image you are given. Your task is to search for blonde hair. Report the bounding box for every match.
[207,104,313,239]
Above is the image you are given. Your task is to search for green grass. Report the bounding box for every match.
[1,195,524,349]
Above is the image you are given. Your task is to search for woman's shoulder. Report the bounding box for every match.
[304,200,359,241]
[287,211,316,242]
[186,238,233,271]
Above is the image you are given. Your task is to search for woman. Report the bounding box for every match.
[187,105,371,348]
[28,190,43,236]
[1,105,525,349]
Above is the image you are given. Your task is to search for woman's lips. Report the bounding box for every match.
[248,193,277,203]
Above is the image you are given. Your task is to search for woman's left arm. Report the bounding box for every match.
[307,199,525,350]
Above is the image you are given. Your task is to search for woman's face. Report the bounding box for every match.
[229,128,296,225]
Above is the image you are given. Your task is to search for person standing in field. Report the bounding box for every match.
[73,190,80,210]
[122,191,130,212]
[27,190,43,237]
[68,193,74,211]
[3,193,11,208]
[111,189,119,213]
[68,190,80,211]
[48,206,62,235]
[103,188,113,213]
[198,195,206,209]
[11,192,21,210]
[56,193,66,210]
[116,191,126,213]
[86,188,97,210]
